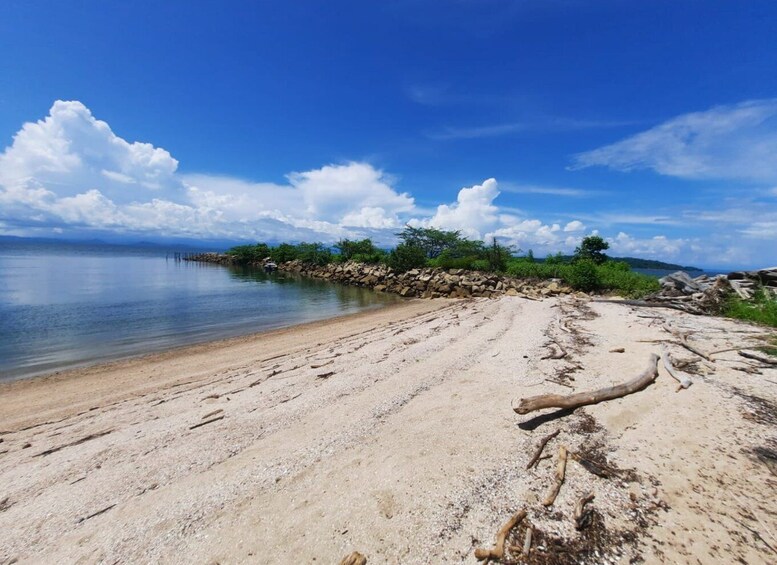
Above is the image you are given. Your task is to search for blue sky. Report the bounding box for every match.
[1,0,776,267]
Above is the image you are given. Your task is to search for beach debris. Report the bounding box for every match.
[201,409,223,420]
[663,324,712,362]
[316,371,336,379]
[189,415,225,430]
[0,496,13,512]
[474,509,527,562]
[571,452,615,479]
[609,347,625,353]
[574,493,596,530]
[201,393,220,400]
[522,523,534,556]
[512,354,660,415]
[34,429,113,457]
[279,392,302,404]
[77,503,116,524]
[545,377,574,389]
[739,350,777,366]
[541,340,568,360]
[338,551,367,565]
[310,360,334,369]
[542,446,568,506]
[526,429,560,470]
[661,345,693,390]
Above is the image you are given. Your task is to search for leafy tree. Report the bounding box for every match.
[271,243,300,263]
[226,243,271,263]
[574,235,609,265]
[566,259,601,292]
[396,225,463,259]
[294,242,333,265]
[386,243,427,272]
[335,238,378,261]
[485,238,514,272]
[545,252,565,265]
[525,249,535,262]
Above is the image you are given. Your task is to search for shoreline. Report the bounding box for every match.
[0,298,440,431]
[1,295,775,563]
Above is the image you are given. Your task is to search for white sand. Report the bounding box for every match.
[0,296,775,564]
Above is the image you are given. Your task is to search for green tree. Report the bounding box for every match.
[396,225,463,259]
[386,242,427,272]
[574,235,609,265]
[334,238,378,260]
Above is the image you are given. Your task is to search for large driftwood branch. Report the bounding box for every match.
[526,429,559,469]
[739,350,777,366]
[513,354,660,415]
[474,509,527,562]
[661,345,693,390]
[542,446,568,506]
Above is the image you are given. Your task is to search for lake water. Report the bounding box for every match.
[0,240,400,382]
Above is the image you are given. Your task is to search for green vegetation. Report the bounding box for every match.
[573,234,609,264]
[722,288,777,328]
[759,335,777,357]
[224,233,662,297]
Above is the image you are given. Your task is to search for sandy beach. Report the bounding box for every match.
[1,295,775,564]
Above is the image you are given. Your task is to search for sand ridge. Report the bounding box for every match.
[0,296,775,564]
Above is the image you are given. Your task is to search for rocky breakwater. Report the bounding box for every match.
[276,260,573,300]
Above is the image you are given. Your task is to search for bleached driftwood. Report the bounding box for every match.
[512,354,660,415]
[542,446,568,506]
[526,429,560,469]
[661,345,693,390]
[663,324,712,361]
[474,509,527,562]
[739,350,777,366]
[574,493,595,530]
[522,524,534,556]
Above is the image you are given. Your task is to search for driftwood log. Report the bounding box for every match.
[739,350,777,366]
[513,354,660,415]
[474,509,527,562]
[661,345,693,390]
[542,446,568,506]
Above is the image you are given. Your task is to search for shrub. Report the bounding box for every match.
[386,243,427,272]
[294,242,333,266]
[566,259,601,292]
[723,288,777,328]
[335,238,380,261]
[597,261,660,298]
[574,235,609,264]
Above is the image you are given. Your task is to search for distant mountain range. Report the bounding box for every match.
[0,236,705,272]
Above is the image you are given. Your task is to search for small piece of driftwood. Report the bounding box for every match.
[522,524,533,556]
[739,350,777,366]
[513,354,660,415]
[574,493,595,530]
[339,551,367,565]
[542,446,568,506]
[474,509,527,562]
[189,415,225,430]
[609,347,625,353]
[663,324,712,362]
[526,429,560,469]
[661,345,693,390]
[541,340,568,360]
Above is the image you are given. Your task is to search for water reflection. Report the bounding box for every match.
[0,243,400,381]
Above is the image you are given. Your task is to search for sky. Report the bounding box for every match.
[1,1,776,268]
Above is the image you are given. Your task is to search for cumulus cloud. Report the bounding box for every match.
[413,178,501,238]
[563,220,585,232]
[573,99,777,182]
[0,101,415,242]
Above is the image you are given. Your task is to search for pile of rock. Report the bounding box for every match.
[646,267,777,314]
[279,260,572,299]
[727,267,777,299]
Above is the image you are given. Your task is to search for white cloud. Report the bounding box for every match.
[0,101,414,242]
[563,220,585,232]
[573,99,777,182]
[413,178,500,238]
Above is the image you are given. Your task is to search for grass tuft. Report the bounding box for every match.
[723,288,777,328]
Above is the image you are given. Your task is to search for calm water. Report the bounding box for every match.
[0,240,399,381]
